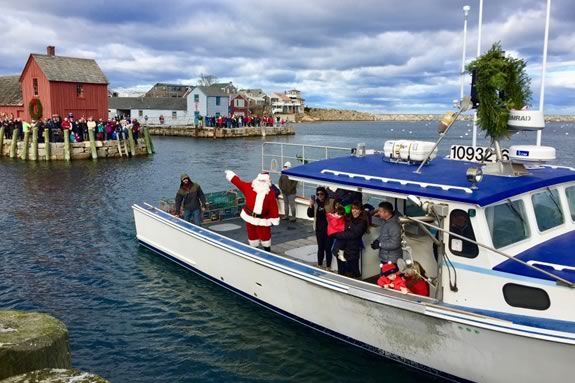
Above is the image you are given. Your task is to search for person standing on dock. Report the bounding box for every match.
[279,162,298,222]
[225,170,280,252]
[174,174,207,226]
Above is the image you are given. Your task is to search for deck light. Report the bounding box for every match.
[466,167,483,189]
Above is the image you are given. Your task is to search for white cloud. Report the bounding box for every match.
[0,0,573,113]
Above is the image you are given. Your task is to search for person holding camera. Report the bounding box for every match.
[307,186,334,269]
[370,201,403,264]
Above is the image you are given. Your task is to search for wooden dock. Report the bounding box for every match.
[147,125,295,138]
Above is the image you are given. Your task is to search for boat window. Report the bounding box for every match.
[566,186,575,221]
[503,283,550,311]
[485,200,530,248]
[448,209,478,258]
[532,189,564,232]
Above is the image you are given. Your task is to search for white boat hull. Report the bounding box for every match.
[133,204,575,383]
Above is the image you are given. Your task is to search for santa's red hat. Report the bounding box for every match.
[380,262,399,276]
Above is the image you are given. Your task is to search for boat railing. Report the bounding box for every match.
[262,142,352,198]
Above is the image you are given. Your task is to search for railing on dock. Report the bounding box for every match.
[261,142,352,198]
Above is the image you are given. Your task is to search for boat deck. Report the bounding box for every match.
[205,217,320,266]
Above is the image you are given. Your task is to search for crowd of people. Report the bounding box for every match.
[1,113,141,143]
[307,188,430,296]
[201,114,286,128]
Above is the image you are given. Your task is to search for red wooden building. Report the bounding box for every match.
[229,94,250,117]
[0,46,108,121]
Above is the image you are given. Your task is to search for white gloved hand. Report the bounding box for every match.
[225,170,236,181]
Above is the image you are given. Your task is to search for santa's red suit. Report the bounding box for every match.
[225,170,280,249]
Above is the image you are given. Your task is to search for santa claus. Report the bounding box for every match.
[225,170,280,251]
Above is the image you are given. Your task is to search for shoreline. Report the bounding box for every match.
[300,107,575,122]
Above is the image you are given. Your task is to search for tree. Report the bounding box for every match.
[198,73,218,86]
[466,42,532,141]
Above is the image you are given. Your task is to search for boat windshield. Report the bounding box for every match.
[566,186,575,221]
[485,199,530,248]
[531,188,564,232]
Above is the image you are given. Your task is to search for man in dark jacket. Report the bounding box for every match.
[174,174,207,226]
[371,201,403,263]
[278,161,298,222]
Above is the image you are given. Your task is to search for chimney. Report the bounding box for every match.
[47,46,55,56]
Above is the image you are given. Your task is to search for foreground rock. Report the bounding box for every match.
[0,311,71,379]
[0,368,108,383]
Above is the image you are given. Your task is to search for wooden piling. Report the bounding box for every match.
[63,129,71,161]
[127,127,136,157]
[143,127,153,154]
[88,127,98,160]
[31,127,38,161]
[116,136,124,157]
[0,127,4,157]
[43,128,50,160]
[148,128,155,153]
[10,129,18,158]
[21,130,30,160]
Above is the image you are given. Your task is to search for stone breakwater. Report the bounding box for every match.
[148,125,295,138]
[301,108,575,122]
[0,139,149,160]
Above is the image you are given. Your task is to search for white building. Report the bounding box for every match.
[187,86,230,121]
[108,97,191,125]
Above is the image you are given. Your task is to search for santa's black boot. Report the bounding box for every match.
[263,247,271,252]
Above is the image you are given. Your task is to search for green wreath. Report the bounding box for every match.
[466,42,531,141]
[29,98,43,120]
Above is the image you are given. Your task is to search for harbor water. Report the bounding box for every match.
[1,121,574,382]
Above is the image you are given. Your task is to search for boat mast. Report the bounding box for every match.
[471,0,483,148]
[537,0,552,146]
[459,5,471,103]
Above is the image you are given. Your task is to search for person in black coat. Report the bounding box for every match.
[333,201,369,278]
[307,186,335,269]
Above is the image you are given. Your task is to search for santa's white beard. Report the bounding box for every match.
[251,179,271,214]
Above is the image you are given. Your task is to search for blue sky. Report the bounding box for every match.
[1,0,574,113]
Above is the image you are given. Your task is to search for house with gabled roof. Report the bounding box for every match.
[187,86,230,120]
[0,75,24,118]
[19,46,109,121]
[144,83,194,98]
[0,46,109,121]
[210,81,237,95]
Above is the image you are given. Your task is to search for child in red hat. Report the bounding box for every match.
[377,262,407,292]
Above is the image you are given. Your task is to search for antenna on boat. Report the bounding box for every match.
[537,0,552,146]
[471,0,484,148]
[414,97,473,174]
[458,5,471,106]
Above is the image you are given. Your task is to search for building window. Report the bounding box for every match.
[449,209,479,258]
[532,189,564,232]
[216,96,221,106]
[486,199,530,248]
[33,78,39,97]
[138,110,143,117]
[76,84,84,97]
[172,111,177,120]
[565,186,575,221]
[194,94,199,102]
[502,283,550,310]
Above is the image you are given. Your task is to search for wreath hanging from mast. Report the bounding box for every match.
[466,42,532,141]
[29,98,43,121]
